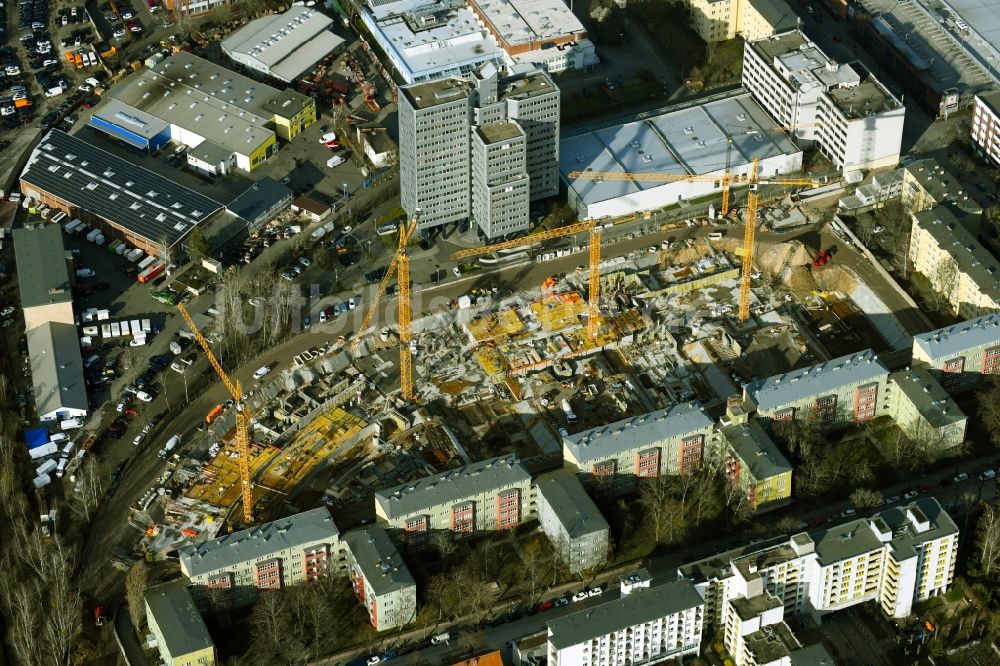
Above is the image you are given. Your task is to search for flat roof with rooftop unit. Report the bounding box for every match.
[476,121,523,144]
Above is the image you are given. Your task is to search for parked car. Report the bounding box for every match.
[588,586,603,597]
[571,592,588,603]
[252,366,271,380]
[136,390,154,402]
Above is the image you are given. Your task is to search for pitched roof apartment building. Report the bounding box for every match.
[720,421,793,510]
[743,349,891,429]
[533,469,610,572]
[145,581,217,666]
[178,507,343,608]
[342,527,417,632]
[374,454,534,547]
[562,401,716,495]
[908,206,1000,318]
[912,314,1000,393]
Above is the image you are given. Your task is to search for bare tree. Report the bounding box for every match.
[126,562,148,631]
[121,347,144,385]
[976,503,1000,578]
[42,548,82,666]
[977,378,1000,448]
[71,455,104,522]
[639,475,674,543]
[849,488,883,510]
[930,257,958,313]
[457,628,486,655]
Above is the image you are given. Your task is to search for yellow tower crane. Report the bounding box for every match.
[452,220,603,344]
[568,164,822,322]
[351,217,419,400]
[176,302,255,525]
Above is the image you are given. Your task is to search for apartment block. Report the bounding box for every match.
[398,78,474,232]
[471,122,530,239]
[683,0,797,43]
[561,402,717,495]
[885,369,967,449]
[342,527,417,632]
[374,454,534,547]
[145,581,216,666]
[680,498,959,627]
[546,580,705,666]
[398,65,559,237]
[902,160,977,213]
[912,314,1000,392]
[743,31,904,174]
[534,470,610,572]
[720,421,793,510]
[178,507,343,609]
[971,91,1000,167]
[908,206,1000,318]
[743,349,891,429]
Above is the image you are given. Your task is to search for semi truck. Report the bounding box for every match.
[560,399,577,424]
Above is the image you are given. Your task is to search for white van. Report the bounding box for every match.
[84,354,100,368]
[707,231,724,240]
[430,632,451,645]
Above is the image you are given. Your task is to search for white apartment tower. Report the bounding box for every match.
[398,64,560,238]
[743,31,905,174]
[680,498,959,629]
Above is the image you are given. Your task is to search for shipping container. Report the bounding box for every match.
[101,324,112,338]
[127,248,144,262]
[141,318,152,332]
[85,229,100,242]
[29,443,59,460]
[65,219,83,233]
[36,459,58,476]
[205,405,223,424]
[116,243,127,256]
[137,256,156,270]
[137,263,165,283]
[111,322,121,337]
[108,239,123,253]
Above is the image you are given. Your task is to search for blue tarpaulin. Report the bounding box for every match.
[24,427,49,450]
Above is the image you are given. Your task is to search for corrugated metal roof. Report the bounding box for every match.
[912,314,1000,361]
[744,349,889,412]
[563,401,713,465]
[374,454,530,519]
[26,321,88,419]
[178,507,339,578]
[12,225,72,310]
[20,131,222,248]
[547,580,703,650]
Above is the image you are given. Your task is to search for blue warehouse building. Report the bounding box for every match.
[88,99,172,153]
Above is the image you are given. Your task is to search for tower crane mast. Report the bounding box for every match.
[176,302,255,525]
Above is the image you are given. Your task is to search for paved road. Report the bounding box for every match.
[374,458,997,666]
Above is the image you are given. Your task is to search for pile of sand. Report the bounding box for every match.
[756,240,814,275]
[813,265,858,293]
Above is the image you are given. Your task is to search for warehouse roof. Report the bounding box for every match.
[534,470,609,539]
[563,402,713,465]
[226,177,292,224]
[547,580,703,649]
[178,507,339,578]
[343,527,415,596]
[469,0,586,48]
[20,131,222,248]
[913,313,1000,361]
[12,224,71,310]
[722,421,792,481]
[363,0,503,83]
[91,98,170,142]
[744,349,889,412]
[26,322,87,419]
[144,581,214,658]
[560,93,800,207]
[375,454,530,519]
[221,6,344,82]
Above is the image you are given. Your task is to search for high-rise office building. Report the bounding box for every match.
[398,64,559,238]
